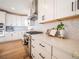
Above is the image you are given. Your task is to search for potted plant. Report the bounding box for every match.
[49,27,57,36]
[57,22,64,38]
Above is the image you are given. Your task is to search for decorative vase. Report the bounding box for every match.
[59,30,64,38]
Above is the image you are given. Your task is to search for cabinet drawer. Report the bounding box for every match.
[53,47,74,59]
[31,39,39,45]
[31,39,39,46]
[31,48,39,59]
[38,52,51,59]
[39,42,51,53]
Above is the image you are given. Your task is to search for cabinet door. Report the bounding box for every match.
[55,0,75,19]
[38,52,51,59]
[53,46,74,59]
[39,42,51,59]
[16,16,22,26]
[6,14,17,26]
[31,47,39,59]
[31,39,40,53]
[21,16,28,26]
[44,0,55,20]
[62,0,75,17]
[39,42,51,54]
[38,0,55,21]
[75,0,79,15]
[0,11,6,23]
[38,0,45,21]
[12,15,17,26]
[6,14,12,26]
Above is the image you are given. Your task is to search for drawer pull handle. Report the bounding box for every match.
[72,2,74,11]
[39,53,45,59]
[39,43,45,47]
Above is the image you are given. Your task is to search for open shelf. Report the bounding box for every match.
[39,15,79,24]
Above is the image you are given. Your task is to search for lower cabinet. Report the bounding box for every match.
[31,39,52,59]
[31,49,39,59]
[52,46,76,59]
[38,52,51,59]
[31,38,78,59]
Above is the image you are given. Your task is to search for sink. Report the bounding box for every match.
[26,31,43,35]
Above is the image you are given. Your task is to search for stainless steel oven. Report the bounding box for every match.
[0,30,4,36]
[0,23,4,36]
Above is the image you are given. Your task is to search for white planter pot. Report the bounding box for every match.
[50,30,57,36]
[59,30,64,37]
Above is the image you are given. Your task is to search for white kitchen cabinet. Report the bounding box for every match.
[6,14,28,26]
[5,32,14,41]
[12,15,17,26]
[38,0,45,21]
[39,42,51,59]
[16,16,22,26]
[14,32,24,40]
[31,38,51,59]
[75,0,79,15]
[0,11,6,24]
[38,0,55,22]
[39,42,51,54]
[52,46,76,59]
[38,52,51,59]
[6,14,12,26]
[6,14,17,26]
[55,0,75,19]
[31,46,39,59]
[21,16,28,26]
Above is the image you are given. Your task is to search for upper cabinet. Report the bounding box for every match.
[16,16,22,26]
[75,0,79,14]
[0,11,6,24]
[6,14,28,26]
[38,0,55,21]
[38,0,79,24]
[21,16,28,26]
[55,0,76,19]
[6,14,17,26]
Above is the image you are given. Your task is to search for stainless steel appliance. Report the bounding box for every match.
[23,33,32,57]
[0,23,4,36]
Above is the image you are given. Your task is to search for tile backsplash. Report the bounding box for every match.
[35,19,79,40]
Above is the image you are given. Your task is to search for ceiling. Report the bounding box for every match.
[0,0,33,15]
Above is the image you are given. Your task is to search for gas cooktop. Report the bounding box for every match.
[26,31,43,35]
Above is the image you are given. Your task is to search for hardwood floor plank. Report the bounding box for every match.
[0,40,31,59]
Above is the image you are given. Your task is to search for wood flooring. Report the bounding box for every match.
[0,40,31,59]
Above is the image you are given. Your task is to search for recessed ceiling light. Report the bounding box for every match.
[11,8,15,10]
